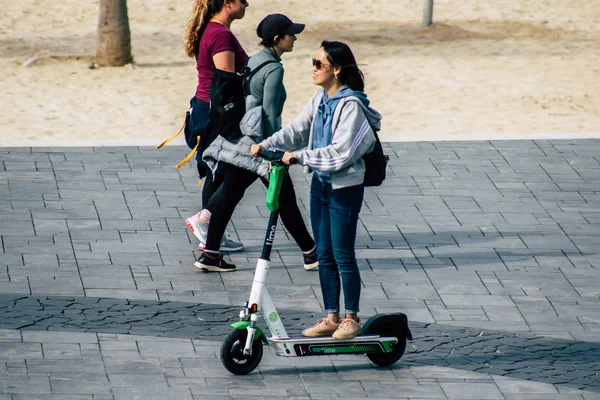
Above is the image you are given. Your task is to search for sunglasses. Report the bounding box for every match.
[312,58,331,70]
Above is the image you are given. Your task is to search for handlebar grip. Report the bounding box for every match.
[257,149,282,161]
[257,148,297,165]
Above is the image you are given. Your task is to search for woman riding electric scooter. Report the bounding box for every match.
[252,40,378,340]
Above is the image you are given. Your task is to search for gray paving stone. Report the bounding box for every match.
[429,306,488,321]
[42,343,82,359]
[29,277,84,296]
[503,395,587,399]
[482,306,527,322]
[11,396,94,400]
[383,282,441,300]
[81,277,137,290]
[0,329,21,341]
[438,381,504,399]
[0,375,52,394]
[108,373,168,388]
[361,380,446,398]
[102,356,163,376]
[21,331,98,344]
[0,280,30,294]
[27,359,106,376]
[436,283,490,295]
[49,373,111,396]
[0,342,43,360]
[88,288,160,300]
[440,294,514,307]
[493,375,560,394]
[203,376,269,394]
[137,340,195,358]
[112,387,193,400]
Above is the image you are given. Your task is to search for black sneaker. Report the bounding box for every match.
[194,252,236,272]
[303,250,319,271]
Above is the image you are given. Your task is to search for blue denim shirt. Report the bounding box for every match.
[312,86,354,183]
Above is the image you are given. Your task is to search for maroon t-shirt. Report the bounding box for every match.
[195,22,249,101]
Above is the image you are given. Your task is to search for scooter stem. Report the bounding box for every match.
[261,211,279,261]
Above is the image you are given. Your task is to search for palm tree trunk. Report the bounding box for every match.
[422,0,434,27]
[96,0,132,66]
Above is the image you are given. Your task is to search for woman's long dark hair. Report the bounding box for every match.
[321,40,364,92]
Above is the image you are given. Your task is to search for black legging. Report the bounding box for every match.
[204,163,315,253]
[198,163,224,211]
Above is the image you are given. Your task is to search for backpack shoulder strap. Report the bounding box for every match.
[246,60,279,80]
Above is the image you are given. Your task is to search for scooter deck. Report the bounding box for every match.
[268,335,398,357]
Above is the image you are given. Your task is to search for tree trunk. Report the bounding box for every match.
[422,0,434,27]
[96,0,132,66]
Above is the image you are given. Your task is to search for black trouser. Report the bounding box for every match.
[205,163,315,253]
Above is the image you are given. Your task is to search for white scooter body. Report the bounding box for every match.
[243,258,400,358]
[220,152,411,375]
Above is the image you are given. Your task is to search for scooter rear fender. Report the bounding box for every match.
[361,312,413,341]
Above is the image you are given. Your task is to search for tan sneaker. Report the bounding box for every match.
[302,318,339,337]
[332,318,361,340]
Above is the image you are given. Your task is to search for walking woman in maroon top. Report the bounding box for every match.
[182,0,249,254]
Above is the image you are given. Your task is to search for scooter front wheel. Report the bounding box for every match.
[220,329,263,375]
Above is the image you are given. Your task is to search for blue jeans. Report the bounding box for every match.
[310,176,364,315]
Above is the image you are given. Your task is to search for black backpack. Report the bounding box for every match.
[156,60,278,172]
[207,60,277,142]
[363,130,389,187]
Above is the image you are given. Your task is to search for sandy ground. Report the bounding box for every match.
[1,0,600,146]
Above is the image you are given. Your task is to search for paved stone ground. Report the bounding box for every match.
[1,140,599,399]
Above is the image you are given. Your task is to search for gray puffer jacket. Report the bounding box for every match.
[202,133,270,178]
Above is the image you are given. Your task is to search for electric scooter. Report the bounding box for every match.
[220,149,413,375]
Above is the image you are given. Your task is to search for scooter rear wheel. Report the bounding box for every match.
[363,324,408,367]
[220,329,263,375]
[367,337,407,367]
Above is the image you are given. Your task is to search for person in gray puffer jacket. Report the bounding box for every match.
[196,14,318,273]
[252,41,381,340]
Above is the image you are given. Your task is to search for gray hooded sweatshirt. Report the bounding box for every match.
[260,88,382,189]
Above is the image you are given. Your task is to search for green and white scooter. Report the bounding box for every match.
[220,149,412,375]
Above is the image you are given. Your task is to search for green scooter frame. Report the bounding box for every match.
[220,150,412,375]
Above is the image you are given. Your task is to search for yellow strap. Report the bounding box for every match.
[175,135,201,170]
[156,111,189,149]
[198,179,203,187]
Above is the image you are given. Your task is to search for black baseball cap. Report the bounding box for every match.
[256,14,305,40]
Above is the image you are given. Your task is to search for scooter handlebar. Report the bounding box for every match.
[257,149,297,165]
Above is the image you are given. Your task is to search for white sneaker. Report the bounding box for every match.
[185,214,208,243]
[185,214,244,252]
